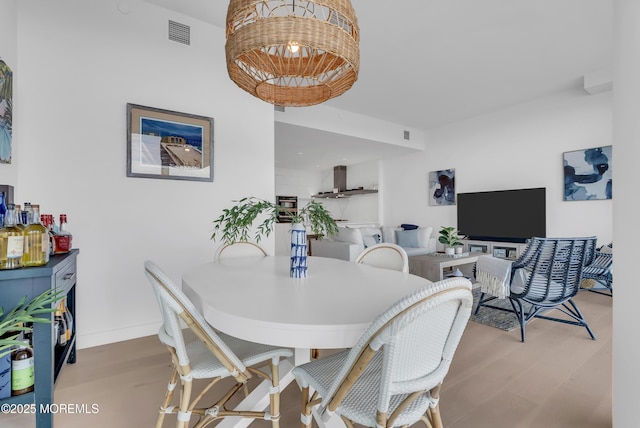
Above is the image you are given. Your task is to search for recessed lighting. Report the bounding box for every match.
[297,152,303,155]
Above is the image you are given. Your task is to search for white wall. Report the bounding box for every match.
[13,0,275,348]
[383,89,613,246]
[613,1,639,425]
[0,0,17,185]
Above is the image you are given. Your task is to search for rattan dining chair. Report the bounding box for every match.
[144,260,292,428]
[474,236,597,342]
[354,243,410,273]
[581,243,613,296]
[214,241,268,261]
[293,277,473,428]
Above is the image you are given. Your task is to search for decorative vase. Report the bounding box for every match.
[290,223,307,278]
[445,247,455,255]
[455,246,463,254]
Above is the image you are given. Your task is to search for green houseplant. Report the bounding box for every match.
[438,226,465,255]
[0,288,63,357]
[211,197,339,244]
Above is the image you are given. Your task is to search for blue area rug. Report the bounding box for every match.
[470,288,520,331]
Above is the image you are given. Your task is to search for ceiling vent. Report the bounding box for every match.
[404,130,410,140]
[168,20,190,45]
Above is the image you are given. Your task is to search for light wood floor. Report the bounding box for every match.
[2,290,612,428]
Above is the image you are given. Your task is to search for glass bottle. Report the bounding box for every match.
[55,305,68,348]
[14,204,26,231]
[23,203,50,267]
[21,202,31,227]
[0,191,6,227]
[60,299,73,342]
[0,203,24,270]
[55,214,72,253]
[11,340,34,396]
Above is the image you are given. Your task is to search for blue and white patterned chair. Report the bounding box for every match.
[293,277,473,428]
[581,243,613,296]
[474,237,598,342]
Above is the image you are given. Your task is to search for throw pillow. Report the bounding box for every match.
[396,229,420,248]
[336,227,364,246]
[417,227,433,248]
[362,235,377,248]
[401,223,419,230]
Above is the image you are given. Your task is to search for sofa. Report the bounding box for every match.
[312,225,436,262]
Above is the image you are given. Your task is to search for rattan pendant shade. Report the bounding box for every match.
[225,0,360,107]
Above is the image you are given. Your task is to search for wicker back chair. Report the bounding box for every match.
[214,241,268,261]
[475,237,597,342]
[354,243,410,273]
[581,243,613,296]
[293,277,473,428]
[144,261,292,428]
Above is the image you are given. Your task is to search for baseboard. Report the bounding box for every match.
[76,321,162,350]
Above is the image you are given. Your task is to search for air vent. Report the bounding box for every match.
[274,105,285,112]
[404,130,410,140]
[169,20,190,45]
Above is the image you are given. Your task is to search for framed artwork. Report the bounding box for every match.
[127,103,213,181]
[563,146,612,201]
[428,168,455,206]
[0,58,13,164]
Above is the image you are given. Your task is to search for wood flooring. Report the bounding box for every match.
[1,289,612,428]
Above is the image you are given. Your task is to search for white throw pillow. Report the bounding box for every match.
[362,235,378,248]
[336,227,364,246]
[417,227,433,248]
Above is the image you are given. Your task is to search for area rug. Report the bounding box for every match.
[470,288,549,331]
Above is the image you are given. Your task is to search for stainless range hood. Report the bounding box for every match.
[312,166,378,199]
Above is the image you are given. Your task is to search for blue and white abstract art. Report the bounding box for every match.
[563,146,612,201]
[428,169,455,206]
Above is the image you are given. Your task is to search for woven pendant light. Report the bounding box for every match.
[225,0,360,107]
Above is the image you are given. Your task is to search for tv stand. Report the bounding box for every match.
[464,239,526,261]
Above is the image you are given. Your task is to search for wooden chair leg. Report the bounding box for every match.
[300,386,312,428]
[157,368,180,428]
[270,359,281,428]
[178,369,193,428]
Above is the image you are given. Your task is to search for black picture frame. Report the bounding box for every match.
[126,103,213,182]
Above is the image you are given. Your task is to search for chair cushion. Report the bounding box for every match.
[396,229,420,248]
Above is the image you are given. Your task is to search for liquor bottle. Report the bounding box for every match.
[11,341,34,396]
[55,305,68,348]
[0,191,6,227]
[54,214,72,253]
[22,204,50,267]
[41,214,56,255]
[0,203,24,270]
[60,299,73,342]
[21,202,31,227]
[14,204,26,231]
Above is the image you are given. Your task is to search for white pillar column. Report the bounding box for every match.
[613,1,640,426]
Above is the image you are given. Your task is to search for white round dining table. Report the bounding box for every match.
[181,255,433,428]
[182,255,433,352]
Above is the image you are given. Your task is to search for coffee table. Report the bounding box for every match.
[409,253,481,282]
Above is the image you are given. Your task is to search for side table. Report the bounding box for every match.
[409,253,480,282]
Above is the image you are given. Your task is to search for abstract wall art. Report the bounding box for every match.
[563,146,612,201]
[428,168,455,206]
[0,58,13,164]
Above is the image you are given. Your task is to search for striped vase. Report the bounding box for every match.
[290,223,307,278]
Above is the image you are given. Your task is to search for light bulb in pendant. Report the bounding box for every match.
[287,41,300,54]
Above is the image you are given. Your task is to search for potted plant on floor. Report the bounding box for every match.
[438,226,465,255]
[211,197,339,278]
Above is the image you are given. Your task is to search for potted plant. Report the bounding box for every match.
[0,288,62,398]
[438,226,465,255]
[211,197,339,278]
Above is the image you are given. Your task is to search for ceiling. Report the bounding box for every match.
[145,0,613,170]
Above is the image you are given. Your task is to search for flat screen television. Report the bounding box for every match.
[456,188,546,243]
